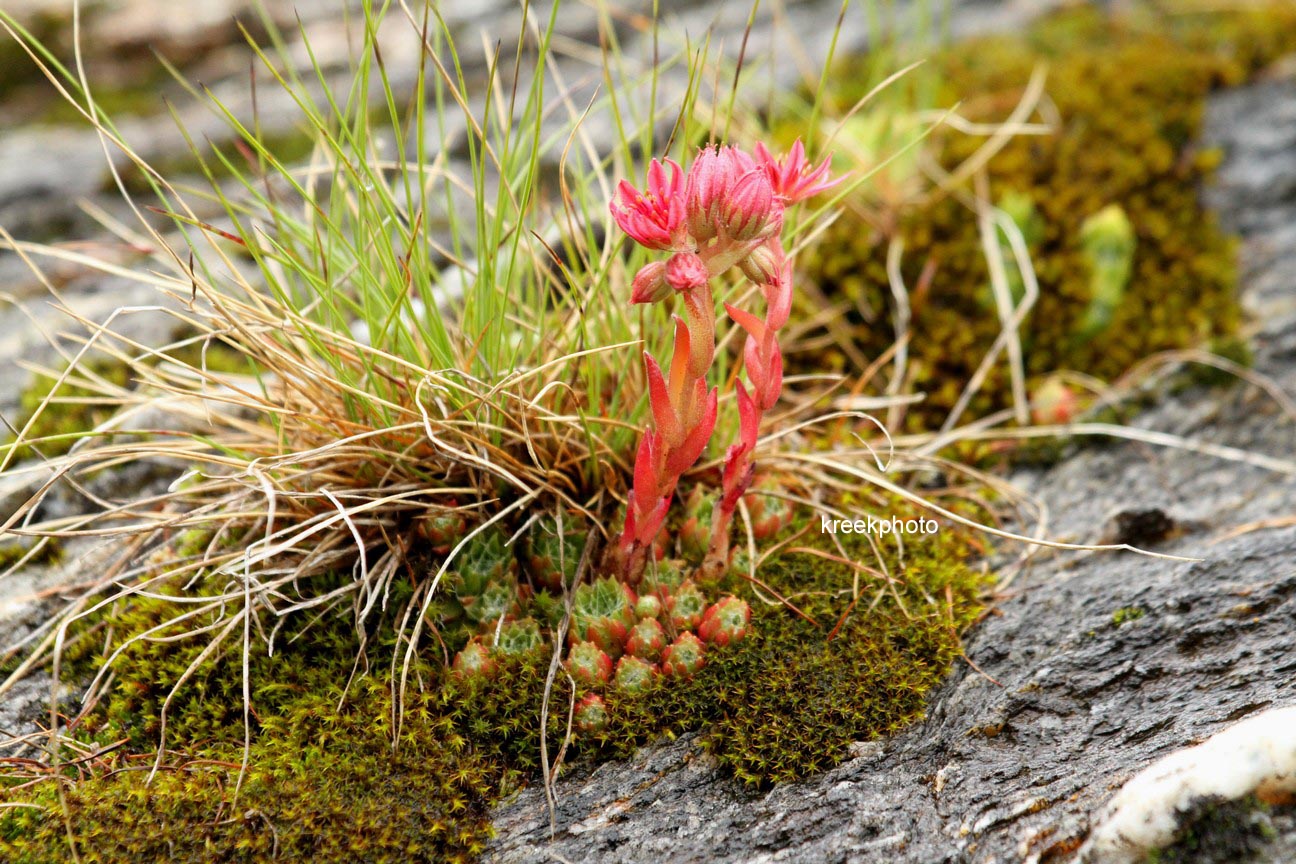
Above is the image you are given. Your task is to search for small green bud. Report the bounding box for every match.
[634,594,663,620]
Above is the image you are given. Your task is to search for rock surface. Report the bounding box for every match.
[483,57,1296,864]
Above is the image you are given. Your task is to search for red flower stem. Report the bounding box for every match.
[617,284,718,582]
[704,299,784,573]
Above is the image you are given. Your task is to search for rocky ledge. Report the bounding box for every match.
[483,60,1296,864]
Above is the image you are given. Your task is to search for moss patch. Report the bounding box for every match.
[803,3,1296,430]
[0,495,987,861]
[4,356,133,463]
[1145,795,1288,864]
[1112,606,1146,627]
[2,340,256,463]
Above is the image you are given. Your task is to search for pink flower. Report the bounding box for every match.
[610,158,687,250]
[753,138,842,203]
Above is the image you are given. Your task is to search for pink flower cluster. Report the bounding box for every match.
[609,139,840,580]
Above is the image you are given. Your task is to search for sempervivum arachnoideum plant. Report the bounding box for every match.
[420,507,468,556]
[661,631,706,679]
[575,694,609,732]
[448,526,519,626]
[614,655,657,693]
[607,140,840,581]
[496,618,544,656]
[570,576,638,657]
[525,516,587,593]
[625,617,667,661]
[665,579,708,633]
[678,487,716,563]
[437,139,834,748]
[451,639,497,680]
[698,596,752,647]
[743,485,795,541]
[567,640,614,687]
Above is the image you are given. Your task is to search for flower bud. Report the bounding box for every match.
[685,146,728,243]
[738,238,785,286]
[635,594,663,620]
[721,170,775,240]
[665,251,710,292]
[630,260,671,305]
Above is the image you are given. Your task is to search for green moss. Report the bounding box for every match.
[1144,795,1286,864]
[0,538,62,570]
[1113,606,1146,627]
[803,2,1296,430]
[0,496,987,858]
[1,676,500,864]
[2,340,255,464]
[4,356,133,463]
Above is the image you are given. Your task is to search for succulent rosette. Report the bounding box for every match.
[575,694,609,733]
[661,632,706,679]
[698,596,751,647]
[624,617,667,662]
[571,576,638,658]
[614,655,657,694]
[567,640,614,687]
[451,639,496,680]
